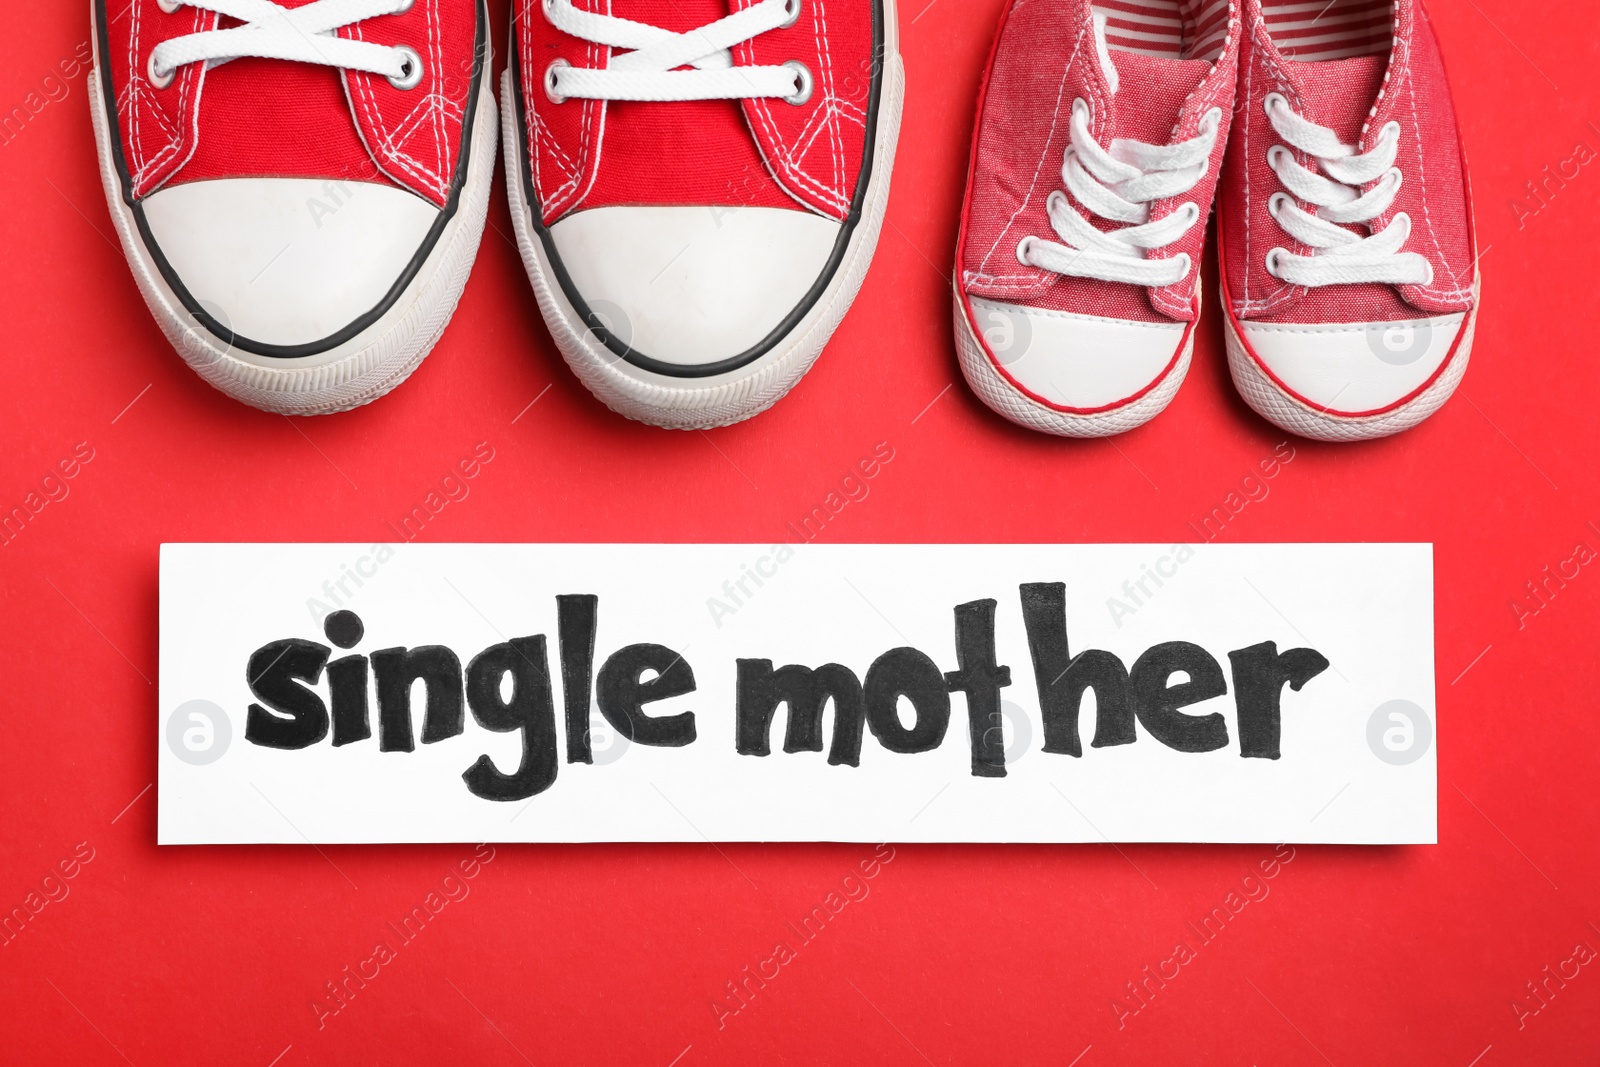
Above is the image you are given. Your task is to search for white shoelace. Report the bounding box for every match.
[542,0,808,104]
[1018,97,1221,288]
[148,0,421,91]
[1262,92,1433,288]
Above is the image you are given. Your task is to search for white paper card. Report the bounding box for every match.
[158,542,1436,844]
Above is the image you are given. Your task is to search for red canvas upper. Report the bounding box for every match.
[98,0,482,208]
[1219,0,1477,325]
[515,0,879,225]
[957,0,1240,326]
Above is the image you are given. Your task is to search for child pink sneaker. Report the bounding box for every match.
[954,0,1239,437]
[1218,0,1479,441]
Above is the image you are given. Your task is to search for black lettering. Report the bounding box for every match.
[245,638,330,749]
[323,609,364,649]
[864,648,950,754]
[326,654,371,747]
[596,643,697,747]
[1227,642,1331,759]
[735,660,865,767]
[370,646,464,752]
[1020,582,1135,755]
[462,636,559,802]
[1130,642,1229,752]
[943,599,1012,777]
[557,594,599,764]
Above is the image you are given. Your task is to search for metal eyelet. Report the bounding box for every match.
[1265,247,1287,277]
[1266,144,1291,171]
[388,45,424,90]
[1267,192,1293,221]
[1015,236,1037,267]
[1263,92,1288,118]
[783,60,813,105]
[157,0,183,12]
[1173,252,1193,280]
[147,50,175,90]
[544,59,570,103]
[781,0,802,28]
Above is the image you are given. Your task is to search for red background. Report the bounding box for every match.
[2,1,1597,1062]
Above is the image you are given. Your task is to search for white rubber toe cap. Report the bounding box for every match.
[548,205,841,368]
[1237,313,1466,415]
[967,297,1187,411]
[141,177,438,348]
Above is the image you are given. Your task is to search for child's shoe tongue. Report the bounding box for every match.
[1287,54,1388,143]
[1103,50,1213,145]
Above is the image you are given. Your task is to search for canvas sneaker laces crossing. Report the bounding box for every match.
[147,0,425,90]
[541,0,810,103]
[1260,91,1432,288]
[1018,97,1221,288]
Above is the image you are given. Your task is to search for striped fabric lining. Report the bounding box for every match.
[1261,0,1393,61]
[1092,0,1233,62]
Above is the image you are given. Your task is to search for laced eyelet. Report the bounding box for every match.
[1263,92,1289,119]
[157,0,183,12]
[1266,144,1291,173]
[1016,236,1037,267]
[783,60,813,105]
[391,0,415,11]
[544,58,571,103]
[781,0,802,28]
[1265,247,1287,278]
[388,45,424,89]
[1200,106,1223,134]
[1173,252,1193,280]
[147,50,175,90]
[1180,201,1201,225]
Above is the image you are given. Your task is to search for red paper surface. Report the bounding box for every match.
[2,1,1597,1062]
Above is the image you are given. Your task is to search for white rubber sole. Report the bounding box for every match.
[1224,278,1480,442]
[952,279,1197,439]
[89,37,498,416]
[502,13,905,431]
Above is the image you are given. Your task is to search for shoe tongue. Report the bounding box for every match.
[1101,50,1212,145]
[1286,54,1388,144]
[612,0,734,32]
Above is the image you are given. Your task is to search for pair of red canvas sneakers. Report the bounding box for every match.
[956,0,1478,441]
[91,0,902,427]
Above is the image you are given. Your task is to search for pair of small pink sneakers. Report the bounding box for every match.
[90,0,901,427]
[955,0,1478,441]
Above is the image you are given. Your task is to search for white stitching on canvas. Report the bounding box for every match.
[811,0,843,204]
[1399,41,1470,300]
[975,22,1086,276]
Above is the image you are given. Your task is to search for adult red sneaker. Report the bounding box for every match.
[504,0,904,429]
[954,1,1239,438]
[91,0,497,415]
[1218,0,1478,441]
